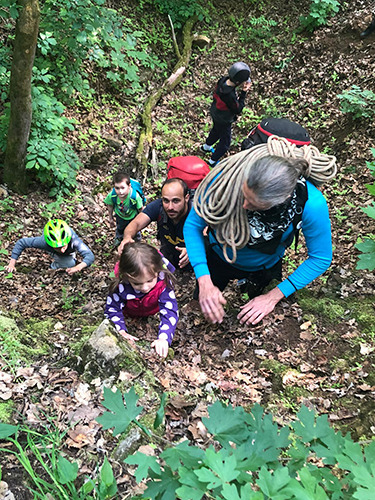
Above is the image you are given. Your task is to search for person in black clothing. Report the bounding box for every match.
[201,62,252,166]
[360,7,375,38]
[117,178,192,271]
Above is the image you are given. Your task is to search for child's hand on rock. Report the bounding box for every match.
[119,330,139,342]
[151,339,169,358]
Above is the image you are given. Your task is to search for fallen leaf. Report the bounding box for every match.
[74,383,92,406]
[254,349,267,357]
[169,395,196,409]
[360,343,374,355]
[183,368,207,385]
[300,321,312,330]
[137,445,155,456]
[159,378,171,389]
[300,330,314,341]
[188,420,208,440]
[66,423,98,448]
[357,383,374,392]
[16,367,34,378]
[0,372,13,384]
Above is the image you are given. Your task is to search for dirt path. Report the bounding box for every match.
[1,0,375,496]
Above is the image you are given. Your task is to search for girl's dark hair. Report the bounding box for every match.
[110,242,175,293]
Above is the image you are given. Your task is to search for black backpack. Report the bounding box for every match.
[241,117,311,151]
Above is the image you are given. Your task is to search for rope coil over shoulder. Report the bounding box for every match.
[193,135,337,263]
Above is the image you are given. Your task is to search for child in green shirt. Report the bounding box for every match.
[104,172,144,245]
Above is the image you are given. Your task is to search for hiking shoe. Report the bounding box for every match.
[208,158,218,167]
[200,144,215,154]
[360,21,375,38]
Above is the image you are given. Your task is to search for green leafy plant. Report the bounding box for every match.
[1,0,166,196]
[119,394,375,499]
[96,386,166,437]
[300,0,340,31]
[0,421,117,499]
[233,15,278,48]
[338,85,375,120]
[355,148,375,271]
[141,0,209,28]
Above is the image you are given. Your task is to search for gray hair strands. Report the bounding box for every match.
[194,135,337,263]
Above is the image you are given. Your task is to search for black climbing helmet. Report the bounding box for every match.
[228,62,251,84]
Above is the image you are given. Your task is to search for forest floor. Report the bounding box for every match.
[1,0,375,497]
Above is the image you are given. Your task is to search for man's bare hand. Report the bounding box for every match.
[176,246,190,268]
[198,275,226,324]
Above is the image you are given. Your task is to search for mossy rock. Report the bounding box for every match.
[0,401,15,423]
[0,315,51,366]
[297,290,375,339]
[78,320,146,381]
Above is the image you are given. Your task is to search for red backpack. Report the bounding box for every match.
[167,156,210,191]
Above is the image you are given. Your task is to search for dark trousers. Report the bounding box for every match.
[206,121,232,162]
[160,244,193,272]
[115,215,141,241]
[194,243,282,299]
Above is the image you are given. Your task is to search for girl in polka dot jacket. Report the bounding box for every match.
[104,241,178,358]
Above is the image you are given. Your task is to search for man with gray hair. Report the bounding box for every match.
[184,145,335,326]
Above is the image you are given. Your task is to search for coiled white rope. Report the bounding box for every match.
[194,135,337,263]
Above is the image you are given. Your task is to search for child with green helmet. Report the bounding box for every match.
[6,219,94,275]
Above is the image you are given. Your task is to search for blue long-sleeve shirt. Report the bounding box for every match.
[183,181,332,298]
[10,229,95,267]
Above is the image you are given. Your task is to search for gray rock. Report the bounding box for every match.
[112,428,142,461]
[79,320,146,380]
[82,195,97,206]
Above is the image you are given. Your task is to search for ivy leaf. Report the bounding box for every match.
[154,392,167,429]
[124,452,161,483]
[175,484,205,500]
[162,440,204,471]
[222,483,262,500]
[178,466,207,497]
[256,466,292,498]
[0,423,18,439]
[356,251,375,271]
[194,467,220,489]
[292,406,331,443]
[361,204,375,219]
[96,387,143,436]
[57,455,78,484]
[355,239,375,254]
[143,467,180,500]
[204,448,239,483]
[202,401,248,445]
[194,448,239,489]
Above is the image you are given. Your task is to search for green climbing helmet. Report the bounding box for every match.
[43,219,72,248]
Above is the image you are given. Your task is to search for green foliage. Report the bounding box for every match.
[300,0,340,31]
[355,148,375,271]
[37,0,160,97]
[121,398,375,499]
[338,85,375,120]
[97,386,144,436]
[0,0,19,20]
[0,421,117,499]
[1,0,166,196]
[232,15,278,47]
[142,0,209,28]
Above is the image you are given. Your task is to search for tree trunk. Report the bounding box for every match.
[136,16,197,178]
[3,0,40,193]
